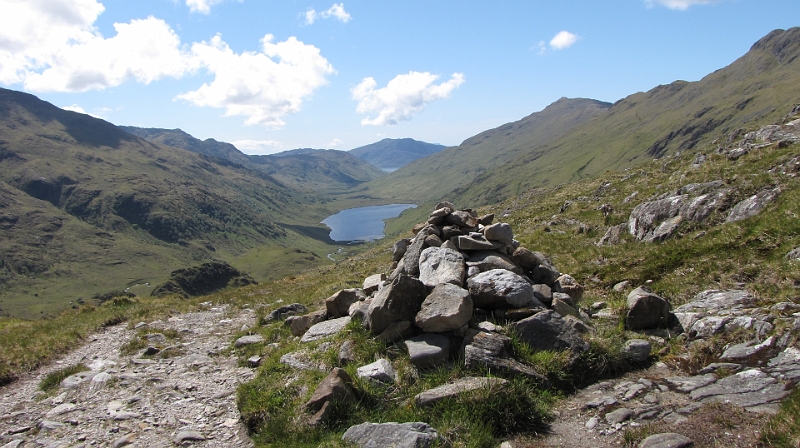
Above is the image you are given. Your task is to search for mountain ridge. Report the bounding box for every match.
[348,138,446,170]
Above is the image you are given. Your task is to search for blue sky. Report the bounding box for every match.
[1,0,799,154]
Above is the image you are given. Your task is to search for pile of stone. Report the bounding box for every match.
[277,202,610,435]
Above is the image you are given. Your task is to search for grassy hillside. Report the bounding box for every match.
[364,27,800,211]
[348,137,446,170]
[0,89,348,318]
[123,127,386,194]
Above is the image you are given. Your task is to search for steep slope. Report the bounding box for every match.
[367,27,800,209]
[348,138,446,171]
[121,127,385,193]
[363,97,612,204]
[249,149,386,193]
[0,88,336,317]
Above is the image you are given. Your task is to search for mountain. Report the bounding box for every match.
[121,127,385,193]
[364,27,800,209]
[0,89,337,318]
[348,138,446,171]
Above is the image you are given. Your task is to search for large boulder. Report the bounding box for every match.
[342,422,438,448]
[726,188,780,223]
[628,196,687,241]
[418,247,466,287]
[483,222,514,245]
[467,269,541,309]
[511,310,589,353]
[289,309,328,337]
[414,284,473,333]
[554,274,584,303]
[466,251,522,275]
[462,330,549,384]
[365,275,427,335]
[625,287,671,330]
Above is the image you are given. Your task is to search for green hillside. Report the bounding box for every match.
[348,138,445,170]
[0,89,344,318]
[364,27,800,211]
[122,127,386,194]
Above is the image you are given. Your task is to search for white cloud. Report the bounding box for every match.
[644,0,720,10]
[352,71,464,126]
[62,103,105,118]
[185,0,225,14]
[0,0,334,128]
[549,31,578,50]
[232,139,283,155]
[0,0,190,91]
[328,138,343,147]
[177,34,334,128]
[304,3,351,25]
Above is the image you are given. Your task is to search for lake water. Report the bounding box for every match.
[322,203,417,242]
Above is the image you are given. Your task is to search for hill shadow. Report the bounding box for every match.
[280,223,337,244]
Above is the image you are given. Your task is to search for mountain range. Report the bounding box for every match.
[1,27,799,318]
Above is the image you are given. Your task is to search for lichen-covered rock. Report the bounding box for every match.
[418,247,466,287]
[511,310,588,353]
[342,422,438,448]
[468,269,541,309]
[365,275,427,335]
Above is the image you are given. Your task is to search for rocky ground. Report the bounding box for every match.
[0,304,256,448]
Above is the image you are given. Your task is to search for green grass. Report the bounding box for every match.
[39,363,89,393]
[761,388,800,447]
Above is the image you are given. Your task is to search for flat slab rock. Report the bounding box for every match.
[414,377,509,406]
[638,432,694,448]
[342,421,438,448]
[301,316,351,342]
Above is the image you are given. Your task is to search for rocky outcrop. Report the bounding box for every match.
[151,261,256,298]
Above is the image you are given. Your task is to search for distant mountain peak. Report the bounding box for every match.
[749,27,800,63]
[349,138,445,170]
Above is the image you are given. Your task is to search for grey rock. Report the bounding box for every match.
[680,190,729,223]
[466,250,522,275]
[787,247,800,260]
[112,434,136,448]
[511,247,543,269]
[280,351,325,371]
[625,287,670,330]
[326,289,367,319]
[338,340,357,365]
[647,215,682,242]
[455,234,503,251]
[605,407,633,424]
[530,259,560,286]
[366,274,427,335]
[532,284,553,305]
[357,359,397,384]
[551,297,579,319]
[698,363,743,375]
[418,247,466,287]
[37,420,65,431]
[392,239,411,262]
[342,422,438,448]
[664,374,718,392]
[414,377,509,406]
[446,210,478,228]
[719,337,775,364]
[510,310,589,353]
[468,269,540,309]
[363,273,386,295]
[264,303,307,322]
[146,332,167,344]
[767,346,800,385]
[483,223,514,245]
[678,180,724,195]
[289,309,328,337]
[414,283,473,333]
[690,369,789,409]
[247,355,262,367]
[628,195,687,241]
[613,281,631,292]
[305,368,355,413]
[674,290,758,315]
[301,316,351,342]
[554,274,584,303]
[173,431,206,444]
[395,232,428,277]
[726,188,780,223]
[638,433,694,448]
[585,416,599,430]
[598,224,626,246]
[234,334,264,347]
[376,320,413,343]
[405,334,451,368]
[622,339,652,363]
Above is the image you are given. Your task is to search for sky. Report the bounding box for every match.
[1,1,799,155]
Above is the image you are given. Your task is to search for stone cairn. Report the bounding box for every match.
[281,202,598,433]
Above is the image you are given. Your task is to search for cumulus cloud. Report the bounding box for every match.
[304,3,352,25]
[232,139,283,155]
[328,138,343,147]
[185,0,226,14]
[0,0,335,128]
[549,31,579,50]
[644,0,720,10]
[352,71,464,126]
[0,0,190,91]
[177,34,334,128]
